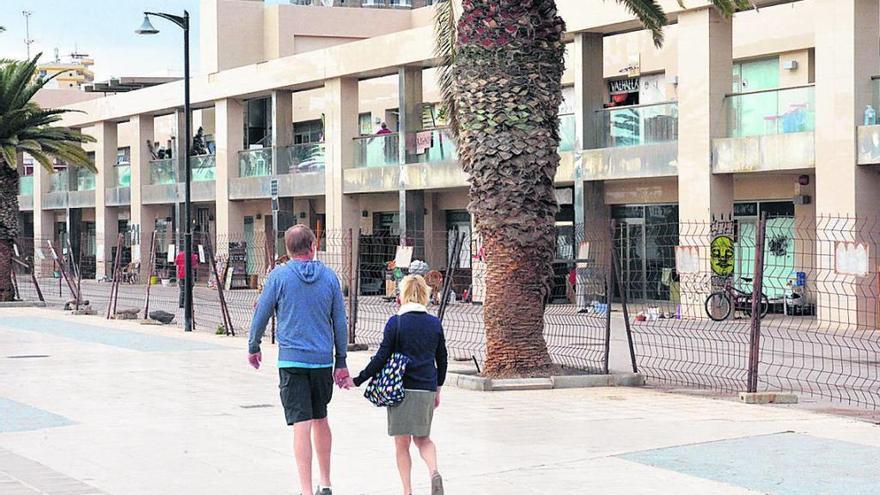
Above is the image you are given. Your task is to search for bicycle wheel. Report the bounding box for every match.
[705,292,732,321]
[742,293,770,319]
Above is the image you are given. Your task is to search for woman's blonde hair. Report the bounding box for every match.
[399,274,431,306]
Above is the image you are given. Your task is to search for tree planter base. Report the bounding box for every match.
[447,372,645,392]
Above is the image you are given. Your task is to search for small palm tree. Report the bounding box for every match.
[435,0,752,377]
[0,55,95,301]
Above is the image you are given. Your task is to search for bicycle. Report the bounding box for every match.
[704,277,770,322]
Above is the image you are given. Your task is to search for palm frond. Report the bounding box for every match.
[0,55,95,173]
[617,0,668,47]
[433,0,459,142]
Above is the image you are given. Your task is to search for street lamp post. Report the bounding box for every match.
[137,11,194,332]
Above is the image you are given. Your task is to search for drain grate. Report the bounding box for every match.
[240,404,274,409]
[7,355,50,359]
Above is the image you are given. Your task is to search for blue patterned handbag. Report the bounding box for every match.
[364,324,411,407]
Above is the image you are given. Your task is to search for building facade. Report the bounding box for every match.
[16,0,880,324]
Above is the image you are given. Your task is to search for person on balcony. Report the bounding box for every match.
[376,122,392,135]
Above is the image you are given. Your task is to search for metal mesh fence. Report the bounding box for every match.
[625,215,880,408]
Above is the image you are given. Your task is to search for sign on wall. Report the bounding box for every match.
[710,236,735,277]
[609,78,640,95]
[835,242,870,276]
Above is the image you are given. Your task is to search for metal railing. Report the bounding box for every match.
[726,84,815,138]
[239,148,273,177]
[594,101,679,149]
[278,143,326,174]
[149,159,176,185]
[354,132,400,168]
[18,175,34,196]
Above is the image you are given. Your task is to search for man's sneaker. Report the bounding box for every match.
[315,488,332,495]
[431,472,444,495]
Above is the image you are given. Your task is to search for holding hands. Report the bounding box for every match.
[334,368,355,389]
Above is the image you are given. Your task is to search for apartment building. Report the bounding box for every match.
[16,0,880,322]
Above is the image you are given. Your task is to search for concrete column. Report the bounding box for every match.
[397,67,424,246]
[214,98,245,250]
[130,115,156,277]
[324,78,360,236]
[815,0,880,216]
[573,32,605,153]
[271,90,293,174]
[173,109,187,246]
[31,159,54,276]
[572,33,608,274]
[676,7,734,223]
[813,0,880,327]
[94,121,118,279]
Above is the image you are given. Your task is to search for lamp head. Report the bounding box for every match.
[135,15,159,35]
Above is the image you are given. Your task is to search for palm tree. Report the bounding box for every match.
[435,0,751,377]
[0,55,95,301]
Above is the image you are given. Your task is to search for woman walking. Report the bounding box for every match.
[354,275,448,495]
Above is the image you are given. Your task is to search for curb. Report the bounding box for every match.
[0,301,47,308]
[447,372,645,392]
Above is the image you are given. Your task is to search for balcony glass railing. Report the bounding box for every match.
[19,175,34,196]
[354,133,400,168]
[409,128,457,164]
[726,85,815,138]
[278,143,326,174]
[192,154,216,182]
[149,159,176,185]
[76,169,96,191]
[558,114,576,152]
[239,148,273,177]
[49,169,69,193]
[116,164,131,188]
[595,101,679,148]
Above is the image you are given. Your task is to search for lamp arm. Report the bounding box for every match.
[144,11,187,29]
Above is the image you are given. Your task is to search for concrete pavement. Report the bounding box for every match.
[1,307,879,494]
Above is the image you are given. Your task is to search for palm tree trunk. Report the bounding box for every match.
[452,0,566,377]
[0,163,20,302]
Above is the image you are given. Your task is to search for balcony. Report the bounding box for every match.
[18,175,34,196]
[278,143,326,174]
[579,102,679,180]
[229,146,324,200]
[49,169,69,193]
[192,154,216,182]
[354,133,399,168]
[857,77,880,165]
[239,148,272,177]
[149,159,176,185]
[713,85,816,173]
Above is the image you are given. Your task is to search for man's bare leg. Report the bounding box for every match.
[313,418,332,488]
[294,421,314,495]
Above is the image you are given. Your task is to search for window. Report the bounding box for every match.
[244,97,272,148]
[358,113,373,135]
[293,120,324,144]
[116,147,131,165]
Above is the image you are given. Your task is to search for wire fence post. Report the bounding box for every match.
[350,229,362,346]
[747,213,768,393]
[143,231,157,320]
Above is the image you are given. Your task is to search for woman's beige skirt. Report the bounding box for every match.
[387,389,436,437]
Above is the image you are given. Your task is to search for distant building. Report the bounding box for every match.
[37,51,95,90]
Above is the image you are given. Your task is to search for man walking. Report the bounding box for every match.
[248,225,352,495]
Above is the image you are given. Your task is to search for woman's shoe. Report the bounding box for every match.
[431,472,444,495]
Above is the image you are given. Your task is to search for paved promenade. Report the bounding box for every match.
[1,307,879,494]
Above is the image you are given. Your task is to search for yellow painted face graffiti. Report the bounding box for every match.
[710,235,735,277]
